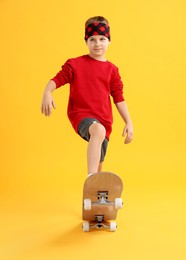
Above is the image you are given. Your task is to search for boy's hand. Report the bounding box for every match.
[122,122,134,144]
[41,91,56,116]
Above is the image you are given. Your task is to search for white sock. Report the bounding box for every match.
[87,173,94,177]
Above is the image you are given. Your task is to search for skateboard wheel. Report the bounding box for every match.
[115,198,123,209]
[110,221,117,232]
[82,221,90,232]
[84,199,92,210]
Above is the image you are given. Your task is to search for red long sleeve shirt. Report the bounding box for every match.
[51,55,124,139]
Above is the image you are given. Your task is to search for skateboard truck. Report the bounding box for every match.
[82,215,117,231]
[92,191,114,206]
[84,191,123,210]
[97,191,108,200]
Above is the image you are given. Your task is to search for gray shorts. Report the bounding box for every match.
[78,118,108,162]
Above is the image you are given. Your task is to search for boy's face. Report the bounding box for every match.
[86,35,110,61]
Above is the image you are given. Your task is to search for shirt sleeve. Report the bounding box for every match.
[51,59,73,88]
[110,66,125,103]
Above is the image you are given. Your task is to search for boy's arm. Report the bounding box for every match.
[115,101,134,144]
[41,80,56,116]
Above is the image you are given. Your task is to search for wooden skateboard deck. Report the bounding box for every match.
[82,172,123,231]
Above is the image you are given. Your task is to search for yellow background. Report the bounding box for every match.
[0,0,186,259]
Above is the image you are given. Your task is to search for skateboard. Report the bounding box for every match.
[82,171,123,232]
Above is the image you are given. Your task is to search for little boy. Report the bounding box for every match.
[41,16,133,176]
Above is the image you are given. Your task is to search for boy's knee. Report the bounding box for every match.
[89,123,106,140]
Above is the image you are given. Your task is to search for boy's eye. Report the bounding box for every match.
[100,37,106,41]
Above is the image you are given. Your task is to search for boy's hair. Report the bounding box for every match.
[85,16,109,27]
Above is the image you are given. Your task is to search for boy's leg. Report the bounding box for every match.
[87,122,106,174]
[78,118,108,175]
[98,162,103,172]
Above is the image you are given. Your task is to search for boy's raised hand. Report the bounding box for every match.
[41,91,56,116]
